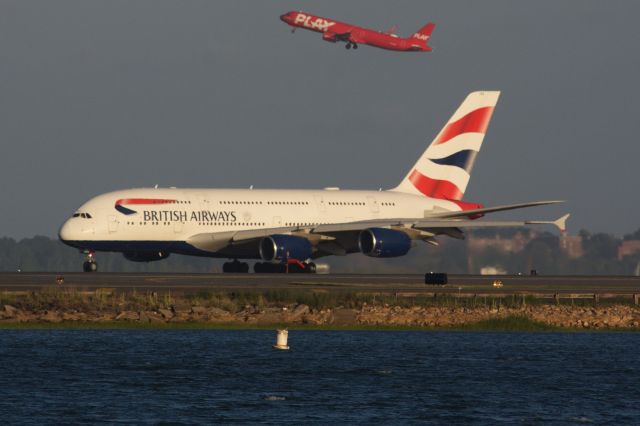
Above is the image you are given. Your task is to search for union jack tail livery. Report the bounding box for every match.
[392,91,500,201]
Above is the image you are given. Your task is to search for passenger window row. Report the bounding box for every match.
[219,200,312,205]
[328,201,365,206]
[266,201,309,205]
[221,201,263,205]
[198,222,266,226]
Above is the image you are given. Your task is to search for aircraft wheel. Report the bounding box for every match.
[345,43,352,50]
[306,262,317,274]
[352,43,358,50]
[223,261,236,273]
[224,260,249,273]
[83,261,97,273]
[256,263,287,273]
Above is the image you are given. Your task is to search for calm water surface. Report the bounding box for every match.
[0,330,638,424]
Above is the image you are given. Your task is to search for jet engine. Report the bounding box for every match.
[259,235,312,261]
[358,228,411,258]
[123,251,170,262]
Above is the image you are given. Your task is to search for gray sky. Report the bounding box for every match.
[1,1,639,239]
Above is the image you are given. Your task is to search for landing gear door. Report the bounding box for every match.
[108,215,119,233]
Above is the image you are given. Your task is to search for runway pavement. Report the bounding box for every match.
[1,272,640,295]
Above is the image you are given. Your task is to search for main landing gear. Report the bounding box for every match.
[345,42,358,50]
[82,251,98,273]
[222,259,250,273]
[254,260,317,274]
[223,259,316,274]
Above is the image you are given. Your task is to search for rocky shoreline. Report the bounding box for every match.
[2,302,640,330]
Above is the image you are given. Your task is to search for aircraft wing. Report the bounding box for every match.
[322,31,352,42]
[431,200,564,219]
[312,214,569,234]
[186,213,570,253]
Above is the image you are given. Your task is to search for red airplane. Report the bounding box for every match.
[280,11,435,52]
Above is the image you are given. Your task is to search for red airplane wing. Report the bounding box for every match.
[323,31,351,43]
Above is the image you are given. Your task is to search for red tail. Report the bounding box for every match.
[411,22,436,51]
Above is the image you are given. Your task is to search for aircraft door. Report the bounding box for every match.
[108,215,119,233]
[174,221,183,234]
[313,195,326,213]
[366,196,380,213]
[273,216,282,227]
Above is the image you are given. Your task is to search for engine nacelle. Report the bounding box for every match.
[358,228,411,258]
[123,251,170,262]
[259,235,312,262]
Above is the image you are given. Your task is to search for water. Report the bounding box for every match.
[0,330,639,424]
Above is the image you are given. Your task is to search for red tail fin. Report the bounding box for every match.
[411,22,435,50]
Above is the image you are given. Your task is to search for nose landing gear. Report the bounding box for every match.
[82,251,98,272]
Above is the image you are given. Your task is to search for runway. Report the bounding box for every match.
[1,272,640,295]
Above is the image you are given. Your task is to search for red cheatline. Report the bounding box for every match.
[408,169,463,200]
[434,106,494,145]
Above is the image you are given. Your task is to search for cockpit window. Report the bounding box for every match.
[73,212,92,219]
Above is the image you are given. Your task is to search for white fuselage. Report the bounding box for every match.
[59,187,462,245]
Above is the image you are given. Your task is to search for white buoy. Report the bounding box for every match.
[273,329,290,350]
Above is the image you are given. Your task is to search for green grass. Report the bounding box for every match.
[448,315,563,332]
[3,287,637,315]
[1,316,635,332]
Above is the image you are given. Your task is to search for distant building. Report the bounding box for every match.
[467,230,535,254]
[559,233,584,259]
[617,240,640,260]
[480,266,507,275]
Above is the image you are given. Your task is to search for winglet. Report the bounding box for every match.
[554,213,570,232]
[526,213,570,232]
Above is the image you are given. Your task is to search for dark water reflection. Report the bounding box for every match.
[0,330,638,424]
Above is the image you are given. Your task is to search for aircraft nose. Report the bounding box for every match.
[58,220,75,243]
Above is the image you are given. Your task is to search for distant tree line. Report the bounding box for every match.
[0,236,217,273]
[1,229,640,274]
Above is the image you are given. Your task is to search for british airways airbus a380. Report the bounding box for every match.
[59,91,568,273]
